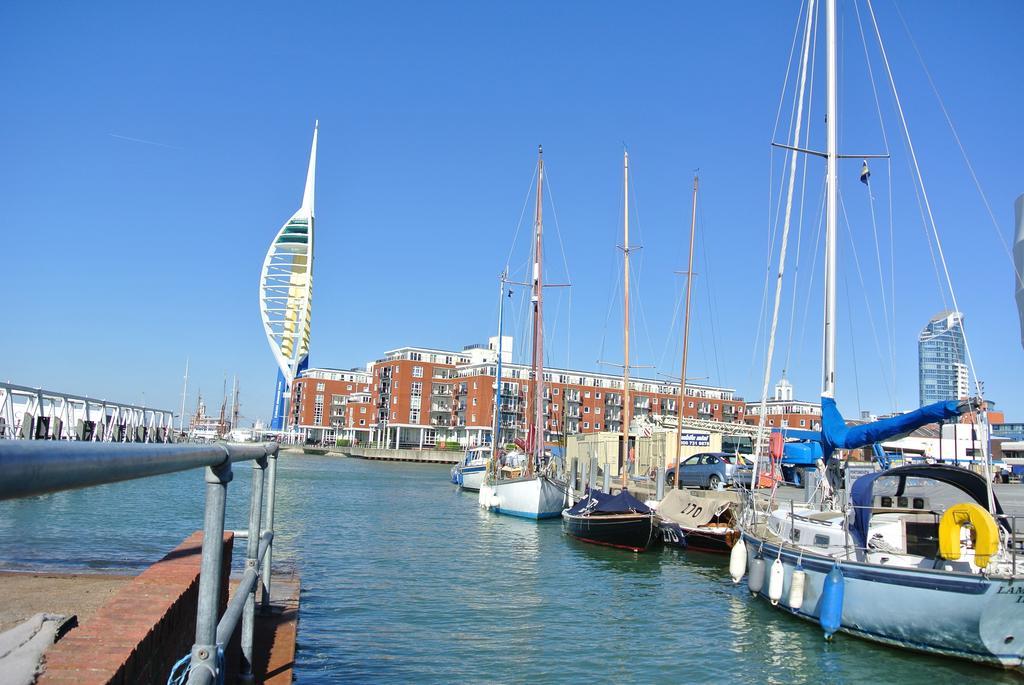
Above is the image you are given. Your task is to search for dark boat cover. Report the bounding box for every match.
[568,489,652,516]
[849,464,1008,548]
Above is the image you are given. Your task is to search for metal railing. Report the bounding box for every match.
[0,440,280,685]
[0,381,174,442]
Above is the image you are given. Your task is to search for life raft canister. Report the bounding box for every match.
[938,502,1000,569]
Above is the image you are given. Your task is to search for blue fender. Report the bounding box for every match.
[819,564,845,639]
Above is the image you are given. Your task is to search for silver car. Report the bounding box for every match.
[666,452,753,489]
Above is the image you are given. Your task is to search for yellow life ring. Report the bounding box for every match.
[938,502,1000,569]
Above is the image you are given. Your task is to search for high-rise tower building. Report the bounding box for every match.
[918,311,968,407]
[260,122,318,430]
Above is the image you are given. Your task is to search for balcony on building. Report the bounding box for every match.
[430,400,452,413]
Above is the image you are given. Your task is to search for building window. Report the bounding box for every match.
[471,414,476,422]
[347,384,353,391]
[360,407,366,414]
[584,391,591,398]
[584,422,590,429]
[316,382,325,392]
[584,407,590,413]
[472,397,478,406]
[411,382,422,397]
[800,419,806,426]
[689,401,695,408]
[595,423,600,430]
[553,404,559,412]
[553,388,559,395]
[595,392,601,399]
[413,366,423,378]
[359,419,365,426]
[410,409,420,423]
[314,396,324,425]
[595,407,602,415]
[410,352,422,361]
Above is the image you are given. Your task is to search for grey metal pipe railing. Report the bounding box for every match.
[215,533,273,646]
[238,457,267,683]
[0,440,281,685]
[260,450,278,614]
[0,441,275,500]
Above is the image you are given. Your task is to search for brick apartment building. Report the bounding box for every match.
[742,377,822,431]
[288,336,748,447]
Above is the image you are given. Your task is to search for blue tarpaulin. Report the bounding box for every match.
[820,396,964,461]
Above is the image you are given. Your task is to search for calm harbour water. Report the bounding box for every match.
[0,454,1013,684]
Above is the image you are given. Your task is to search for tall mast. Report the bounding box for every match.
[822,0,838,398]
[492,271,507,474]
[528,146,545,476]
[179,357,189,435]
[621,150,632,492]
[674,174,699,489]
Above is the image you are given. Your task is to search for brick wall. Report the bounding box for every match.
[39,531,234,685]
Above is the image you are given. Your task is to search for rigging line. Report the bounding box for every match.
[658,278,686,373]
[866,0,963,334]
[542,170,573,370]
[840,192,896,408]
[891,0,1024,292]
[769,0,813,245]
[865,0,990,498]
[542,168,575,289]
[754,85,806,377]
[752,0,816,488]
[783,0,820,375]
[793,146,828,372]
[853,0,898,407]
[504,165,539,274]
[597,202,625,367]
[698,194,725,385]
[757,0,810,383]
[626,165,660,372]
[843,276,864,414]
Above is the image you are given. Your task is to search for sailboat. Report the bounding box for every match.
[653,173,743,554]
[561,150,656,551]
[478,147,566,519]
[736,0,1024,670]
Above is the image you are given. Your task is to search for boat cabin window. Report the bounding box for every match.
[813,534,830,548]
[904,520,939,558]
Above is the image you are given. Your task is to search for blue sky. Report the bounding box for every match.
[2,1,1022,424]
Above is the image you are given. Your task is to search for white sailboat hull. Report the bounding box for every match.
[479,476,564,519]
[459,465,486,492]
[741,533,1024,670]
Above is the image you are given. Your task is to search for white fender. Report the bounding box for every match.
[788,567,806,611]
[768,558,785,606]
[729,537,747,584]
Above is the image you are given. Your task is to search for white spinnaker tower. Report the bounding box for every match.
[261,122,317,430]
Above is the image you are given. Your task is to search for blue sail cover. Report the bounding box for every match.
[820,396,964,461]
[568,489,652,516]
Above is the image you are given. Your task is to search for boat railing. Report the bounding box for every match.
[750,495,1023,576]
[0,440,281,685]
